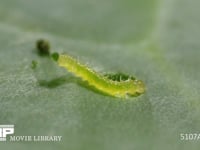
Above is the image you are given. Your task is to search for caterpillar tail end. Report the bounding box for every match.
[134,80,145,96]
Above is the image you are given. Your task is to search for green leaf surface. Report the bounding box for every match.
[0,0,200,149]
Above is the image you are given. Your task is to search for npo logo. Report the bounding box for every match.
[0,125,14,141]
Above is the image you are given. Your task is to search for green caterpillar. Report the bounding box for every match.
[52,53,145,98]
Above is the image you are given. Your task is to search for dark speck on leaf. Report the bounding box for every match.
[36,39,50,56]
[31,60,38,69]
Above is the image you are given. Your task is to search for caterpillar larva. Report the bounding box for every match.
[52,53,145,98]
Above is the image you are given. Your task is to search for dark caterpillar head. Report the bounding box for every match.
[104,72,135,82]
